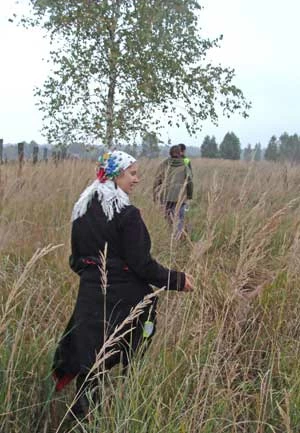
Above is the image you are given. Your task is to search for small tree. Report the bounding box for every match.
[201,135,218,158]
[265,136,278,161]
[219,132,241,160]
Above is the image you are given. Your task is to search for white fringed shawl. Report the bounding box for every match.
[71,179,130,222]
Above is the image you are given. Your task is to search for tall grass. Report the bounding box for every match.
[1,158,300,432]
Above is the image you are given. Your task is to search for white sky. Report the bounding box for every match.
[0,0,299,148]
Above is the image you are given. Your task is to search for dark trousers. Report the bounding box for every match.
[165,201,186,238]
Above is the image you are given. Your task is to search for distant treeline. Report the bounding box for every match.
[0,133,199,162]
[1,131,299,163]
[0,140,199,162]
[201,132,300,163]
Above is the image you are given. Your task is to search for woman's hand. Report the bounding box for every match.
[183,274,194,292]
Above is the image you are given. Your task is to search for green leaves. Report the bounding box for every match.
[20,0,250,146]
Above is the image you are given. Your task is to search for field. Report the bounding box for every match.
[1,158,300,433]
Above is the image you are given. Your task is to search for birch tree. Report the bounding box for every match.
[20,0,250,147]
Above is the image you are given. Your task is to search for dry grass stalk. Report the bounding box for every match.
[92,289,164,374]
[57,289,164,431]
[2,159,300,432]
[0,243,63,336]
[233,199,298,296]
[98,242,108,295]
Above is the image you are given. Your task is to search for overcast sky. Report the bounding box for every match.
[0,0,299,148]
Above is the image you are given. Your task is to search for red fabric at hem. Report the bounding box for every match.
[53,372,76,392]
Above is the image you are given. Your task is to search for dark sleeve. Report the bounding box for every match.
[120,206,185,290]
[69,223,79,273]
[153,160,165,202]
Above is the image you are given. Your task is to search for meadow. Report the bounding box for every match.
[1,158,300,433]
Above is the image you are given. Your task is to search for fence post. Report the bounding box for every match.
[61,146,67,160]
[18,141,25,175]
[52,150,57,166]
[43,147,48,162]
[18,142,25,163]
[33,144,39,164]
[0,138,3,165]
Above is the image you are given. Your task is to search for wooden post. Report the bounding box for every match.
[18,142,24,163]
[61,146,67,160]
[52,150,58,166]
[18,142,25,175]
[33,144,39,164]
[43,147,48,162]
[0,138,3,164]
[0,139,2,202]
[0,152,2,203]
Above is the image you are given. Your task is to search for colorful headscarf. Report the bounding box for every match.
[72,150,136,222]
[96,151,136,183]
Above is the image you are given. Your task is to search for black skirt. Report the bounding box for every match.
[53,268,157,391]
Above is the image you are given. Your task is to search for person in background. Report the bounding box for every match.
[153,145,193,239]
[178,143,193,174]
[178,143,193,213]
[53,150,193,420]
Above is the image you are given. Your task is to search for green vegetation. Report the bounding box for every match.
[18,0,249,147]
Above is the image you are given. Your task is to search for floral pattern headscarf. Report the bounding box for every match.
[97,151,136,183]
[72,150,136,222]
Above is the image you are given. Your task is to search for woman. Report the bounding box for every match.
[53,150,193,418]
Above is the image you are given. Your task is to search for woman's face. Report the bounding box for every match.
[115,162,139,194]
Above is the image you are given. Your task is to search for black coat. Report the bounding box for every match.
[53,196,185,385]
